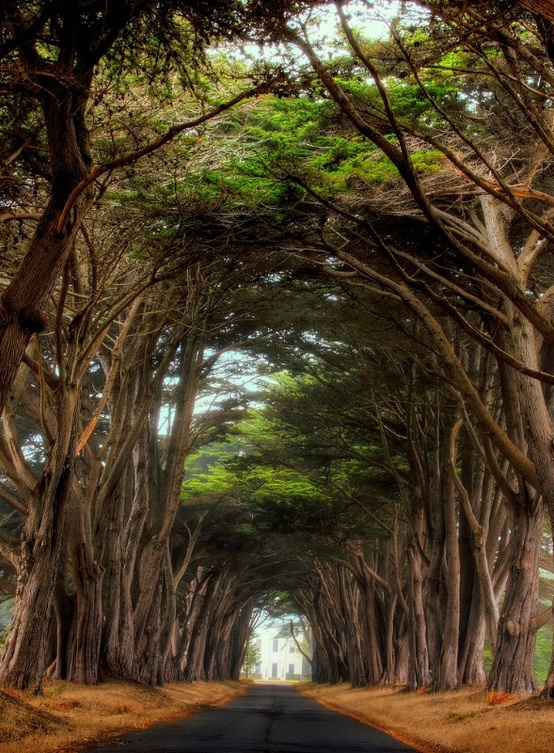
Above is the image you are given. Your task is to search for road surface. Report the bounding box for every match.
[83,682,417,752]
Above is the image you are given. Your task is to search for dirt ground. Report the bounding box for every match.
[0,679,553,753]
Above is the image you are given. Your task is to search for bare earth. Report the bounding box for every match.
[0,679,553,753]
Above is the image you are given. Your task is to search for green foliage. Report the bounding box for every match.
[241,635,262,677]
[0,598,14,651]
[183,347,411,543]
[183,445,244,498]
[182,435,337,535]
[534,625,553,684]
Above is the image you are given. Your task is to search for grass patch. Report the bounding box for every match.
[0,679,244,753]
[300,682,554,753]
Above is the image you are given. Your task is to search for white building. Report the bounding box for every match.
[250,617,311,680]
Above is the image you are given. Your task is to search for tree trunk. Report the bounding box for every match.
[0,84,90,415]
[488,493,543,693]
[182,571,218,681]
[133,552,171,685]
[98,479,136,679]
[406,544,431,690]
[174,568,206,677]
[229,604,253,681]
[434,461,460,691]
[0,372,80,689]
[457,573,487,685]
[66,492,104,684]
[132,331,201,677]
[0,460,73,688]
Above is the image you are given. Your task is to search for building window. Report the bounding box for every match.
[289,663,295,675]
[272,638,279,652]
[271,663,278,678]
[289,640,295,653]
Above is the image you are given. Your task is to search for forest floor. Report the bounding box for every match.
[0,679,553,753]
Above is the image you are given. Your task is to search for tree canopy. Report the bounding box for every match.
[1,0,554,700]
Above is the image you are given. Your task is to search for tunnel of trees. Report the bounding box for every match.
[1,0,554,700]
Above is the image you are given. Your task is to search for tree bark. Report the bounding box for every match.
[0,431,76,687]
[488,492,543,693]
[0,80,91,415]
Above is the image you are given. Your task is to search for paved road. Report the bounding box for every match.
[83,682,417,752]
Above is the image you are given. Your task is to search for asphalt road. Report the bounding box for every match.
[82,682,417,753]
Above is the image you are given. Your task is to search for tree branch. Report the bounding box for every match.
[55,86,266,233]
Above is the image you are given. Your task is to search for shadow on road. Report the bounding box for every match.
[82,681,417,752]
